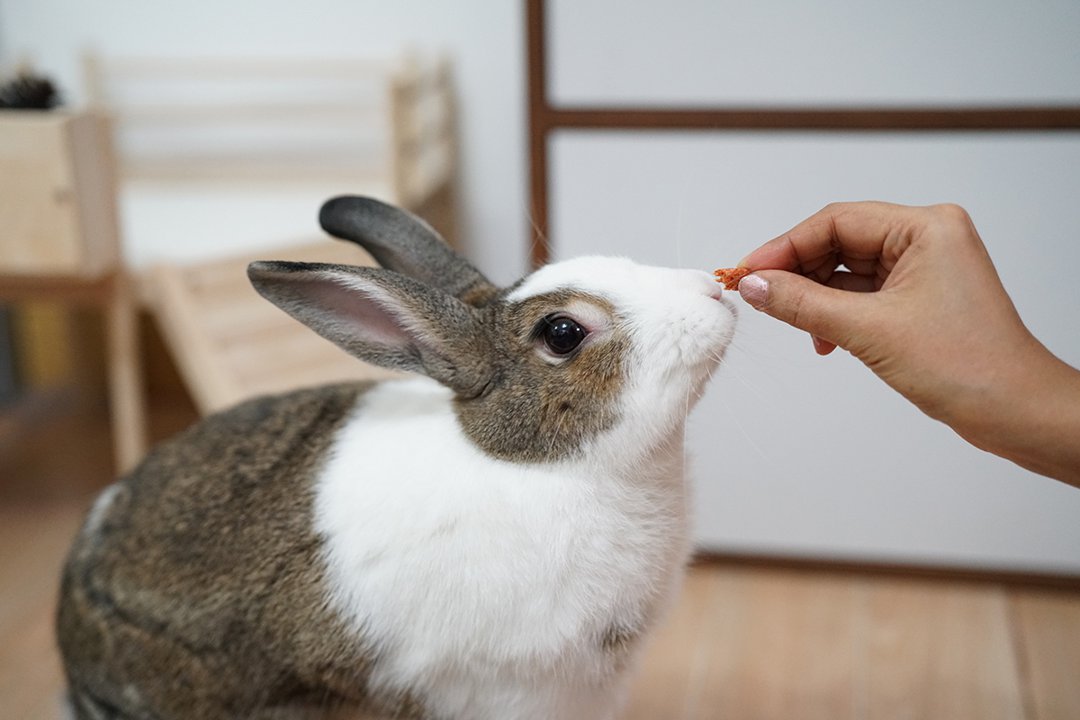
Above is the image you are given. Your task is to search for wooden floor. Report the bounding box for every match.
[624,567,1080,720]
[1,387,1079,719]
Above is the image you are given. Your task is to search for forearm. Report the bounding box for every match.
[953,342,1080,489]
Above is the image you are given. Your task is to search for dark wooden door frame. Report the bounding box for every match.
[526,0,1080,268]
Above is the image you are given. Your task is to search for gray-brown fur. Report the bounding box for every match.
[455,290,627,463]
[316,198,630,462]
[57,383,430,720]
[251,197,632,465]
[249,262,495,401]
[250,257,628,464]
[319,196,495,304]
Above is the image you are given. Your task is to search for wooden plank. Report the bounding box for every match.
[143,240,397,414]
[147,264,242,414]
[862,580,1025,720]
[526,0,551,268]
[0,113,82,275]
[1011,590,1080,720]
[544,107,1080,132]
[0,603,68,720]
[115,102,382,124]
[0,112,120,277]
[0,274,114,303]
[122,159,392,186]
[694,552,1080,593]
[621,570,715,719]
[627,567,1031,720]
[0,503,84,636]
[66,112,121,277]
[217,321,357,372]
[0,504,84,720]
[689,569,861,720]
[103,272,148,473]
[93,55,396,78]
[85,53,445,203]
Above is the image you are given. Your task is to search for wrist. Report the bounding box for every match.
[952,340,1080,487]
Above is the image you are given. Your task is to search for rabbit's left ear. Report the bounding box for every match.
[248,261,494,398]
[319,195,496,306]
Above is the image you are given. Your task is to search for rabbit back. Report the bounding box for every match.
[57,382,427,719]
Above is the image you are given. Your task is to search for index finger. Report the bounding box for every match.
[740,201,922,275]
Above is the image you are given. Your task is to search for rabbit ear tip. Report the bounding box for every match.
[247,260,276,279]
[248,259,295,273]
[319,194,384,219]
[319,196,380,237]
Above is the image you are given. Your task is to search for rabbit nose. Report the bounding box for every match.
[681,269,723,300]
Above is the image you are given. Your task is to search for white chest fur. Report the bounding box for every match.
[314,378,691,720]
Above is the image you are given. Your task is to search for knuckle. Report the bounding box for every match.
[931,202,972,227]
[820,201,848,217]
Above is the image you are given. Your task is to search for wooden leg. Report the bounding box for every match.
[104,271,147,474]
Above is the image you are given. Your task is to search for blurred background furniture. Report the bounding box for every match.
[83,52,455,414]
[0,109,146,473]
[145,242,399,415]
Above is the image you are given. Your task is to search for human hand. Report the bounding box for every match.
[737,202,1080,483]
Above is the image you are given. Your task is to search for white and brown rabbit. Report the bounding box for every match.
[57,196,737,720]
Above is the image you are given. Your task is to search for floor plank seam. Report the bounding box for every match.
[1006,591,1040,720]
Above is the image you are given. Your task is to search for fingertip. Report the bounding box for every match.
[737,273,768,309]
[812,335,837,355]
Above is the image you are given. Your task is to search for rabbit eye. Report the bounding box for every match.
[542,316,587,355]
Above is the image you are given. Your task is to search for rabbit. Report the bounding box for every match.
[57,195,738,720]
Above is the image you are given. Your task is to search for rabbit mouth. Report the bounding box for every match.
[693,294,738,358]
[682,296,737,393]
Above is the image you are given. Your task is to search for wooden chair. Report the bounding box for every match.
[0,110,147,472]
[83,53,456,415]
[144,241,400,416]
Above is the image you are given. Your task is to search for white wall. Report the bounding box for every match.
[0,0,530,284]
[553,132,1080,573]
[547,0,1080,573]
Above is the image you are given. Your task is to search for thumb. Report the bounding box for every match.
[738,270,868,349]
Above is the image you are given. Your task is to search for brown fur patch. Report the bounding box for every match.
[599,622,643,678]
[459,281,501,308]
[58,383,432,720]
[455,290,627,463]
[600,623,639,655]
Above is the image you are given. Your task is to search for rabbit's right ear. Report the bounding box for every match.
[248,261,494,398]
[319,196,496,306]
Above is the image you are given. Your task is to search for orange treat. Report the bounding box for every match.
[713,267,751,291]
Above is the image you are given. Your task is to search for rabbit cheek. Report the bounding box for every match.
[455,335,627,464]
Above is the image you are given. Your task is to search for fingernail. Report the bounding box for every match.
[738,274,768,309]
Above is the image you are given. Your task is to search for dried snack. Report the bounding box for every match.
[713,267,751,291]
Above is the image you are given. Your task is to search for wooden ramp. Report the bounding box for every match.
[144,240,399,416]
[82,51,458,428]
